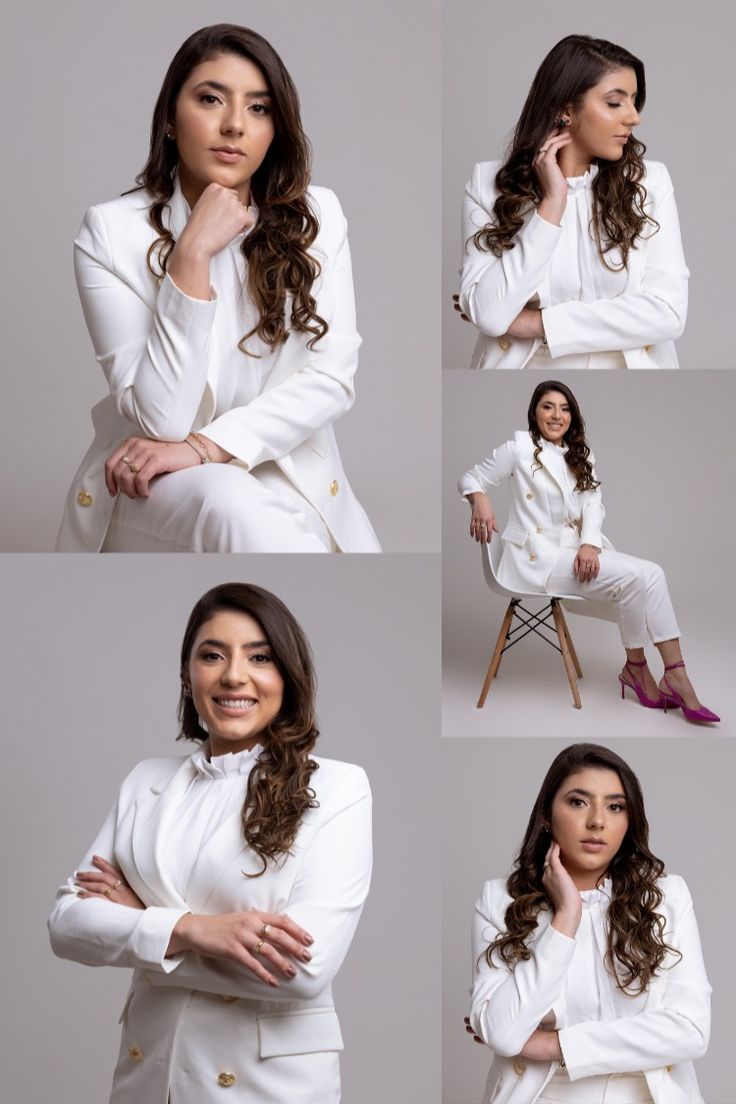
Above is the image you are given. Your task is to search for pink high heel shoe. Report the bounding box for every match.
[618,657,666,709]
[661,661,720,724]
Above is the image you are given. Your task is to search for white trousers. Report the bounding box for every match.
[537,1068,653,1103]
[527,349,627,371]
[546,549,680,649]
[101,461,334,554]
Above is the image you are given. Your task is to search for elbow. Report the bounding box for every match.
[458,284,515,338]
[470,1005,526,1058]
[283,964,335,1004]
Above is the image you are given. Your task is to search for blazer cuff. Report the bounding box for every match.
[134,906,191,973]
[159,270,219,317]
[198,416,263,470]
[458,473,485,497]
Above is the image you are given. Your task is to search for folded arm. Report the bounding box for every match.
[458,439,516,498]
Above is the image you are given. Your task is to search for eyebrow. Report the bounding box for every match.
[198,637,271,649]
[192,80,271,97]
[565,788,627,800]
[603,87,637,98]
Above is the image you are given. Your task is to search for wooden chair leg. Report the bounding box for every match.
[556,602,583,678]
[477,601,516,709]
[551,600,582,709]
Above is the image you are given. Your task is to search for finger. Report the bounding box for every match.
[133,457,160,499]
[258,912,314,946]
[92,856,123,877]
[234,947,279,988]
[255,940,297,978]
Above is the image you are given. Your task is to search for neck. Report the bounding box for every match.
[557,145,593,180]
[566,864,609,891]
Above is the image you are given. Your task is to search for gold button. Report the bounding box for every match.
[77,491,93,507]
[529,553,537,561]
[220,995,238,1003]
[513,1061,525,1076]
[329,480,339,497]
[526,492,533,500]
[498,337,510,351]
[536,526,543,533]
[644,344,652,353]
[665,1065,672,1073]
[217,1072,236,1087]
[128,1046,143,1062]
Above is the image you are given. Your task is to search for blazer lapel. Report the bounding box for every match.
[129,757,196,909]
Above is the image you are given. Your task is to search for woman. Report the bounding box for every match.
[456,35,688,370]
[55,24,380,553]
[467,743,711,1103]
[459,380,718,722]
[48,582,372,1103]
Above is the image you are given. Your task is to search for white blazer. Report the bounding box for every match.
[55,175,381,552]
[459,430,613,593]
[459,159,689,370]
[471,876,711,1104]
[48,753,372,1104]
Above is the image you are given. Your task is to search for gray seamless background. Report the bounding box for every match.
[0,553,440,1102]
[442,0,736,372]
[2,0,440,551]
[442,738,734,1104]
[443,371,735,739]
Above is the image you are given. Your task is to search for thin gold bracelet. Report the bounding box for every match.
[186,433,213,464]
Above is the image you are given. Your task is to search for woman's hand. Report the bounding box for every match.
[519,1027,563,1062]
[467,492,497,543]
[463,1016,484,1045]
[573,544,600,583]
[533,126,573,226]
[166,910,314,988]
[176,182,256,261]
[75,855,145,910]
[104,436,233,498]
[543,841,582,937]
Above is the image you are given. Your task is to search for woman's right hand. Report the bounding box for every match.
[468,492,497,543]
[543,841,582,937]
[166,909,314,988]
[176,182,256,261]
[532,127,572,226]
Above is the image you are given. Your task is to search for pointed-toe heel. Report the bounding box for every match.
[618,658,666,710]
[662,661,720,724]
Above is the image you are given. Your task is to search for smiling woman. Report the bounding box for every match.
[466,743,711,1104]
[55,23,380,553]
[48,582,372,1103]
[456,34,689,369]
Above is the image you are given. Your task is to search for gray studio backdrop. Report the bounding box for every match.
[2,0,440,551]
[442,0,736,372]
[0,554,440,1103]
[442,737,734,1104]
[443,371,736,738]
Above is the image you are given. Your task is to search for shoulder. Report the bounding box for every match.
[118,755,190,795]
[310,756,371,803]
[477,877,512,915]
[75,187,155,258]
[641,159,675,194]
[511,430,533,455]
[467,160,502,201]
[307,185,344,227]
[657,872,694,911]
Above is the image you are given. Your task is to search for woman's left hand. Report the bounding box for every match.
[104,435,232,498]
[574,544,600,583]
[519,1027,562,1062]
[463,1015,484,1044]
[75,855,145,910]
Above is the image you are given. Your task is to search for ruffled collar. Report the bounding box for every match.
[190,740,263,780]
[539,436,569,456]
[579,876,612,907]
[566,163,599,192]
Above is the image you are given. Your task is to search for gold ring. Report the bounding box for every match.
[255,939,265,954]
[104,886,113,898]
[113,880,122,890]
[122,457,140,474]
[259,923,271,938]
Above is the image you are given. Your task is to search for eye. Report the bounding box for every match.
[609,803,626,813]
[200,649,225,662]
[249,101,272,116]
[607,102,622,109]
[250,651,273,663]
[198,92,222,105]
[569,797,586,808]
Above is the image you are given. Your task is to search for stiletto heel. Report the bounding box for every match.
[661,661,720,724]
[618,658,666,709]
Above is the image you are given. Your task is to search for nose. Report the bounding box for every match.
[221,657,249,686]
[221,106,244,136]
[586,805,605,829]
[624,103,641,128]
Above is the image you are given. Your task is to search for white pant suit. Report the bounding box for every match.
[459,431,680,649]
[55,170,381,553]
[471,876,711,1104]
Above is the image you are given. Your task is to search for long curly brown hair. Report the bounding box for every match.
[527,379,599,493]
[177,582,320,876]
[485,743,680,995]
[123,24,327,353]
[472,35,658,270]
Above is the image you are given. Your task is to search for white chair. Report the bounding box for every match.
[478,540,585,709]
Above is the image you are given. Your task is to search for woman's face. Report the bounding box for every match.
[534,390,572,444]
[172,51,276,205]
[566,66,641,163]
[549,766,630,889]
[188,609,284,756]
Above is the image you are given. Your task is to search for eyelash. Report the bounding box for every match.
[197,92,271,115]
[199,650,272,663]
[568,797,626,813]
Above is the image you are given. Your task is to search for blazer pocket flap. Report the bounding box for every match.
[257,1008,344,1058]
[501,524,529,547]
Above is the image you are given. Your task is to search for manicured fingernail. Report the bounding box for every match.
[269,978,279,988]
[301,951,312,962]
[304,935,314,945]
[287,967,296,977]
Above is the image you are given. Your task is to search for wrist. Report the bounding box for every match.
[167,912,196,956]
[173,235,213,265]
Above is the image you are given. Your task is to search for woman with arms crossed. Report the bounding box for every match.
[56,23,380,552]
[459,380,718,722]
[456,35,688,370]
[48,582,372,1102]
[466,743,711,1103]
